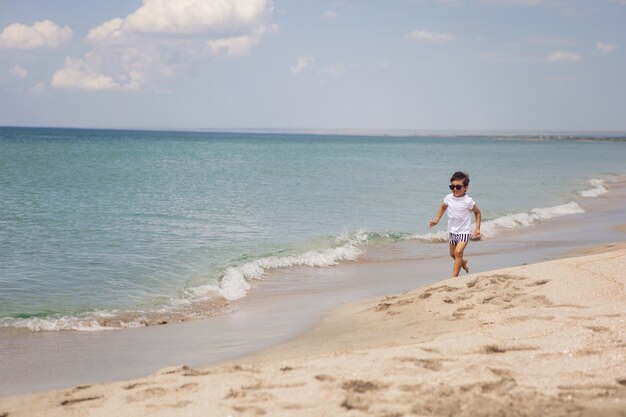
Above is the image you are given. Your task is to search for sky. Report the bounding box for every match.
[0,0,625,133]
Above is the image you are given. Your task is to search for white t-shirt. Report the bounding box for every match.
[443,193,475,234]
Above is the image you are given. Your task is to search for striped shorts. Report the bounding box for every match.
[449,233,471,245]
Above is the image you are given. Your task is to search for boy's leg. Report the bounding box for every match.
[452,241,469,277]
[449,243,461,277]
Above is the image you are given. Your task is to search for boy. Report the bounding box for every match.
[429,171,481,277]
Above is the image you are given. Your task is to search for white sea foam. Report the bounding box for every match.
[481,201,584,237]
[412,201,585,241]
[412,230,448,242]
[0,315,138,332]
[206,230,369,300]
[579,179,608,197]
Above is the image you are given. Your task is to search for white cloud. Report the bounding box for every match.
[123,0,269,34]
[323,10,338,19]
[596,41,618,54]
[87,0,272,43]
[405,30,454,42]
[52,0,274,92]
[10,65,28,79]
[207,35,254,56]
[206,24,274,57]
[0,20,72,49]
[86,18,125,44]
[547,50,581,63]
[290,56,314,74]
[319,64,346,76]
[51,56,127,91]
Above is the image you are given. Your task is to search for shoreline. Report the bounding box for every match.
[3,243,625,416]
[0,187,605,334]
[0,180,625,397]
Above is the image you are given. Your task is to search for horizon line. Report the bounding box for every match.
[2,124,626,138]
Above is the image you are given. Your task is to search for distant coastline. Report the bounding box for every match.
[2,125,625,141]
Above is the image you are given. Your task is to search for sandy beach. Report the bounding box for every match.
[2,242,625,416]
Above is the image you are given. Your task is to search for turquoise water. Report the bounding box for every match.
[1,127,625,330]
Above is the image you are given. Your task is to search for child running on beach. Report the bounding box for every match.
[429,171,481,277]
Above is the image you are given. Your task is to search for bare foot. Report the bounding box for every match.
[462,261,469,273]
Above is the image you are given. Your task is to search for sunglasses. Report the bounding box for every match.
[449,184,465,190]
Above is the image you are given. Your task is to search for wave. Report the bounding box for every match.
[412,201,585,241]
[0,201,587,332]
[0,315,138,332]
[480,201,584,237]
[185,229,371,301]
[0,299,231,332]
[579,179,608,197]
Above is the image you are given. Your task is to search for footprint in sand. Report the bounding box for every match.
[60,396,103,406]
[375,302,393,311]
[477,377,518,394]
[452,305,475,319]
[520,295,554,308]
[176,383,199,392]
[342,379,384,393]
[159,365,209,377]
[341,380,385,412]
[584,325,610,333]
[488,367,514,377]
[480,344,538,354]
[315,374,336,382]
[123,382,148,390]
[525,279,550,287]
[394,357,449,371]
[232,405,266,416]
[126,387,167,403]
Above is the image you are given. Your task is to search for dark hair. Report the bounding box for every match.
[450,171,470,186]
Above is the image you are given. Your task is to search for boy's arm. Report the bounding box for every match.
[472,205,481,238]
[429,204,448,228]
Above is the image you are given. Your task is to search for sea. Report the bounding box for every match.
[1,126,625,332]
